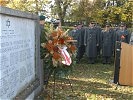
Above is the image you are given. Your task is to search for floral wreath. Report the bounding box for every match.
[41,26,77,67]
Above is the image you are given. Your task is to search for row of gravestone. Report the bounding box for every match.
[0,6,43,99]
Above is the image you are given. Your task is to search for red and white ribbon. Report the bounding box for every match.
[59,46,72,66]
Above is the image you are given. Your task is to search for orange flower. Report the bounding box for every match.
[53,46,59,52]
[57,28,64,36]
[51,31,58,37]
[45,42,54,52]
[69,45,76,53]
[53,39,58,44]
[66,36,73,40]
[53,52,61,61]
[58,38,65,44]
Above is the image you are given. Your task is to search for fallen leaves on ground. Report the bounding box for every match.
[35,58,133,100]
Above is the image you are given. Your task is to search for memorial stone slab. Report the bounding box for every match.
[0,6,42,99]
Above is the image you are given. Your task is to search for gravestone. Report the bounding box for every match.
[0,6,43,99]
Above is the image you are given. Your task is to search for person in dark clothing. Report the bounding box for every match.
[39,15,52,86]
[68,25,78,47]
[69,25,78,41]
[113,23,130,84]
[101,23,114,64]
[40,15,46,58]
[129,32,133,45]
[112,25,119,57]
[76,24,86,63]
[95,23,102,57]
[84,22,99,64]
[116,23,129,43]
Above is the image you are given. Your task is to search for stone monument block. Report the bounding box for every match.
[0,6,42,99]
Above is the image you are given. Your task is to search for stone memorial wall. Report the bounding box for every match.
[0,6,42,99]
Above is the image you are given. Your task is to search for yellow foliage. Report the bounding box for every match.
[0,0,9,6]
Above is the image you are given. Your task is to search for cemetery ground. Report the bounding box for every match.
[35,57,133,100]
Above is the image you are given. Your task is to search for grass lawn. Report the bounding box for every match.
[35,57,133,100]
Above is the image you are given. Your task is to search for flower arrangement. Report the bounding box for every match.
[41,26,77,67]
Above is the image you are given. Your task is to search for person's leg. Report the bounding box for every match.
[97,46,101,57]
[76,45,85,63]
[76,46,83,63]
[91,57,95,64]
[76,47,80,63]
[80,45,85,59]
[102,56,106,64]
[88,57,92,64]
[88,57,95,64]
[107,56,111,64]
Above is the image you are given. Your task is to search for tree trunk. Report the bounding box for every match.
[59,17,64,26]
[35,0,39,15]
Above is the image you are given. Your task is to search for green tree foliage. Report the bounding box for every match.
[51,0,73,25]
[69,0,132,27]
[90,0,106,25]
[70,0,92,23]
[70,0,105,25]
[6,0,49,15]
[1,0,132,27]
[101,1,133,27]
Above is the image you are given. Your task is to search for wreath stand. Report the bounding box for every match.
[49,67,74,99]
